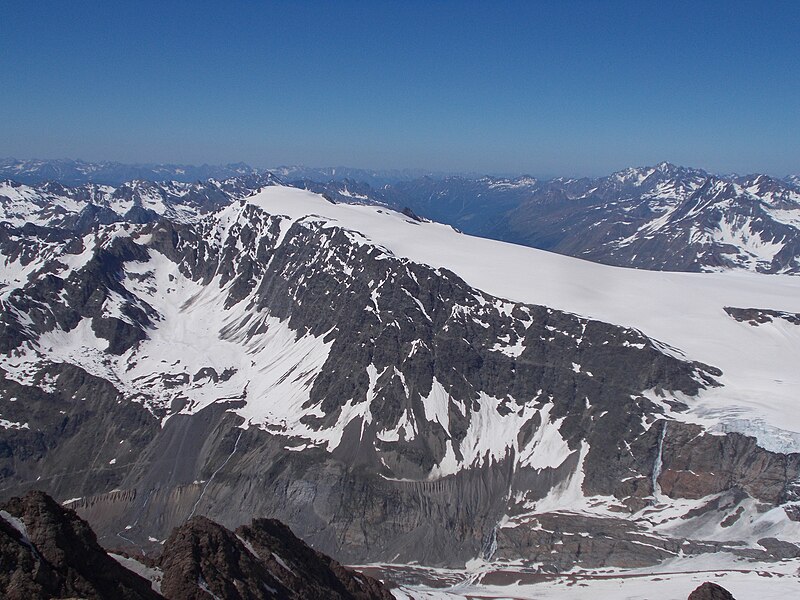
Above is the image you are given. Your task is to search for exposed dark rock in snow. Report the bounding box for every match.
[688,581,737,600]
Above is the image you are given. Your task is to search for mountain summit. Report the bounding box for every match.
[2,183,799,583]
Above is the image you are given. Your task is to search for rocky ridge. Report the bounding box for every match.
[0,490,162,599]
[1,185,799,578]
[1,490,392,599]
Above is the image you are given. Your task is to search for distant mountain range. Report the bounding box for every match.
[0,158,259,186]
[305,162,800,274]
[268,165,458,187]
[2,176,800,595]
[0,173,279,232]
[3,158,800,275]
[0,158,454,188]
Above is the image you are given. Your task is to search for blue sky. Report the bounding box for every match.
[1,1,798,176]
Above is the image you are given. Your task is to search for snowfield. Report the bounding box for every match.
[362,552,800,599]
[245,186,800,453]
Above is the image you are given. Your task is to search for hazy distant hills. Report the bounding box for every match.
[0,158,258,186]
[268,165,453,187]
[3,157,800,274]
[307,162,800,274]
[0,158,451,188]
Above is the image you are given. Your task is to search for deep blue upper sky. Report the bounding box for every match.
[1,1,798,177]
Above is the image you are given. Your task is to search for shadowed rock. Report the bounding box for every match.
[1,490,394,600]
[238,518,394,600]
[159,515,393,600]
[688,581,737,600]
[0,490,161,599]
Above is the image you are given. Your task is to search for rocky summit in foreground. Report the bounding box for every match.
[0,490,392,600]
[0,490,752,600]
[0,491,161,599]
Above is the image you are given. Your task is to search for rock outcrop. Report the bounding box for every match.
[1,490,393,600]
[688,581,737,600]
[0,490,161,599]
[161,516,393,600]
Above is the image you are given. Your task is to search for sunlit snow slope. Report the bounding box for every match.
[246,186,800,452]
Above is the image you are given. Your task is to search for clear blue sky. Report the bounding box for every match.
[1,0,798,176]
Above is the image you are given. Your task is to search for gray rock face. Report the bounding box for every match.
[1,190,799,573]
[757,537,800,559]
[0,364,160,499]
[659,422,800,504]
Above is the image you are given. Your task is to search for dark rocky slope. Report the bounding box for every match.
[0,490,161,599]
[1,490,393,600]
[161,515,393,600]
